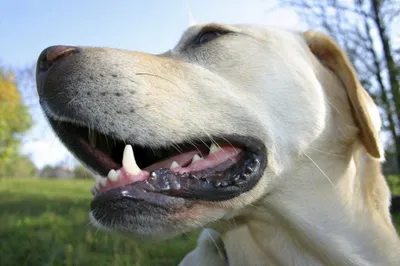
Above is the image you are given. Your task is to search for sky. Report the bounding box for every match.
[0,0,306,169]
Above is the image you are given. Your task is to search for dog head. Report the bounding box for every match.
[36,24,382,238]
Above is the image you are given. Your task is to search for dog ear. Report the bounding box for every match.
[303,30,383,159]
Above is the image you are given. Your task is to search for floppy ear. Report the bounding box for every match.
[303,30,383,159]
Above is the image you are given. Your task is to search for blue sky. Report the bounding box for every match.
[1,0,306,169]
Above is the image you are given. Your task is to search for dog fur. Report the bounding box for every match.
[42,24,400,265]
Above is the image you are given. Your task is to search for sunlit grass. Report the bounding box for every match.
[0,178,198,266]
[1,177,399,266]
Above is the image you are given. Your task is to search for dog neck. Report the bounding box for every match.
[218,143,400,266]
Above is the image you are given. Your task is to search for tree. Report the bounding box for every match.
[39,164,74,179]
[73,165,95,179]
[280,0,400,172]
[2,155,38,178]
[0,69,32,177]
[39,165,57,178]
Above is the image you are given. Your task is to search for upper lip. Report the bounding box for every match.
[47,113,253,175]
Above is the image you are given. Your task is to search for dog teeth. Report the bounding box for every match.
[107,169,118,181]
[192,154,203,162]
[209,143,222,154]
[94,174,102,182]
[91,169,122,195]
[99,177,107,187]
[122,145,141,175]
[170,161,180,168]
[88,131,97,148]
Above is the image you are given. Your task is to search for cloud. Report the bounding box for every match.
[22,137,76,169]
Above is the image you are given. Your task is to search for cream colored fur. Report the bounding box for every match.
[63,23,399,265]
[177,26,400,266]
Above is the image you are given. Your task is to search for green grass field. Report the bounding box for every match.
[0,178,198,266]
[1,177,399,266]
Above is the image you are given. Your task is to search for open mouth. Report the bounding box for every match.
[46,117,267,206]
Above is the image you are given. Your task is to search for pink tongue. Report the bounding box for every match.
[143,150,200,172]
[97,146,241,194]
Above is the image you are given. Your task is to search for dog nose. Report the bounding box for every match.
[37,45,78,72]
[36,45,79,96]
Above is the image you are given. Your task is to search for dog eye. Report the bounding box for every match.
[196,31,222,45]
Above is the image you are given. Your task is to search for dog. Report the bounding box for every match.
[36,23,400,265]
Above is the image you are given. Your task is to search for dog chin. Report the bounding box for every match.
[89,197,231,240]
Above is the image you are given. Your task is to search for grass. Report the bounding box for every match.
[0,178,198,266]
[0,177,399,266]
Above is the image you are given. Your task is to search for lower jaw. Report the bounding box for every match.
[91,149,266,212]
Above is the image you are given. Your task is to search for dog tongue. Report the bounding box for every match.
[143,150,200,172]
[92,145,241,195]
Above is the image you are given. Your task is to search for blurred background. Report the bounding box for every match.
[0,0,399,265]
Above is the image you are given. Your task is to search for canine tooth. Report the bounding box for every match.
[192,154,202,162]
[122,145,141,175]
[209,144,221,154]
[99,177,107,186]
[170,161,180,168]
[107,169,118,181]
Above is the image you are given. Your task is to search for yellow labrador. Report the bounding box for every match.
[36,24,400,265]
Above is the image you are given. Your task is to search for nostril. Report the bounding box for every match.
[38,46,78,72]
[46,46,77,61]
[38,55,52,73]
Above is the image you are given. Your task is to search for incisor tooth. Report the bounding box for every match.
[123,145,141,175]
[99,177,107,187]
[192,154,202,161]
[107,169,118,181]
[170,161,180,168]
[209,144,221,154]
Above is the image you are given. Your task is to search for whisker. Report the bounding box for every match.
[201,227,225,260]
[135,72,183,92]
[308,147,346,158]
[195,136,212,150]
[304,152,337,190]
[187,139,203,156]
[171,142,184,153]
